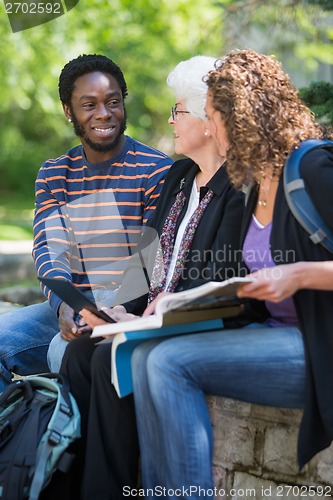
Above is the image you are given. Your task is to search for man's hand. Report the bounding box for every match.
[58,302,91,341]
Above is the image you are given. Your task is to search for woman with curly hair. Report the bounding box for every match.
[131,49,333,496]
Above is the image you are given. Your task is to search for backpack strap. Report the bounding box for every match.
[28,376,75,500]
[284,139,333,254]
[0,380,34,447]
[33,373,74,413]
[1,381,53,500]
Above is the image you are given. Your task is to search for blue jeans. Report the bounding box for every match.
[47,332,69,373]
[0,301,59,392]
[131,324,306,499]
[47,289,119,372]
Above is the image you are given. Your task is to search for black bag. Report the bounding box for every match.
[0,373,80,500]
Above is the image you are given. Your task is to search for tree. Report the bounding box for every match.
[300,81,333,126]
[0,0,223,199]
[1,0,333,201]
[217,0,333,81]
[306,0,333,9]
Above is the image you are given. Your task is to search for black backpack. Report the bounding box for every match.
[284,138,333,253]
[0,373,80,500]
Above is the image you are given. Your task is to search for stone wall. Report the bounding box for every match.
[208,397,333,499]
[0,240,43,310]
[0,240,35,285]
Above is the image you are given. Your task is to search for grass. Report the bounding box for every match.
[0,193,34,241]
[0,278,38,290]
[0,224,33,240]
[0,192,35,212]
[0,194,36,290]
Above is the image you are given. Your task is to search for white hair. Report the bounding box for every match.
[167,55,217,121]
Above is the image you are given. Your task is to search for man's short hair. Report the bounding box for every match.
[58,54,128,105]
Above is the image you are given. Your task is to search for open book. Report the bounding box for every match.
[91,276,252,338]
[91,277,253,397]
[109,318,224,397]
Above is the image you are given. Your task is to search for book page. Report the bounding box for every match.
[91,313,161,338]
[91,277,253,338]
[155,277,253,315]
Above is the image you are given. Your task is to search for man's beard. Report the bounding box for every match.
[71,108,127,154]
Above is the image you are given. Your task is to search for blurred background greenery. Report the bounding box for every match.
[0,0,333,240]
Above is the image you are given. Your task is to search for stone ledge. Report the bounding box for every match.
[0,255,36,285]
[208,397,333,497]
[0,301,22,315]
[0,240,36,285]
[0,286,43,306]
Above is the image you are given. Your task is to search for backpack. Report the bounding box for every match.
[283,138,333,254]
[0,373,80,500]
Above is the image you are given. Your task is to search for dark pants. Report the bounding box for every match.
[42,334,140,500]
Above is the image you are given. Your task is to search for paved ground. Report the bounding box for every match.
[0,240,35,315]
[0,240,32,254]
[0,301,22,315]
[0,239,35,287]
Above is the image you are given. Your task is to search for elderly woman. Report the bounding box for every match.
[52,56,244,500]
[131,49,333,497]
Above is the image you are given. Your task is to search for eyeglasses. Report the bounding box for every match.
[171,106,190,121]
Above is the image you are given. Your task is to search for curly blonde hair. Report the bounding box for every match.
[206,49,323,188]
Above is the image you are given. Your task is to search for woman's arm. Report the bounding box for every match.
[238,261,333,302]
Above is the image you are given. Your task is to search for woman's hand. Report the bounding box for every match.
[80,305,138,328]
[143,292,172,316]
[237,263,304,302]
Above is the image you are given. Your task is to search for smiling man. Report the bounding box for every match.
[0,54,172,391]
[64,70,127,160]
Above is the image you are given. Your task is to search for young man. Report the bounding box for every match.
[0,54,172,391]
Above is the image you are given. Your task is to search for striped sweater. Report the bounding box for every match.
[33,136,172,312]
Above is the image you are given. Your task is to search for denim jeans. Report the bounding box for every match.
[131,323,306,499]
[47,332,69,373]
[0,301,59,392]
[47,288,119,373]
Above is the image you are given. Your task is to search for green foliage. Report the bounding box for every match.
[299,81,333,126]
[0,223,33,240]
[0,0,223,202]
[1,0,333,207]
[218,0,333,75]
[306,0,333,10]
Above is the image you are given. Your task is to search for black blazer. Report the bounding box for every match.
[118,158,245,314]
[241,148,333,468]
